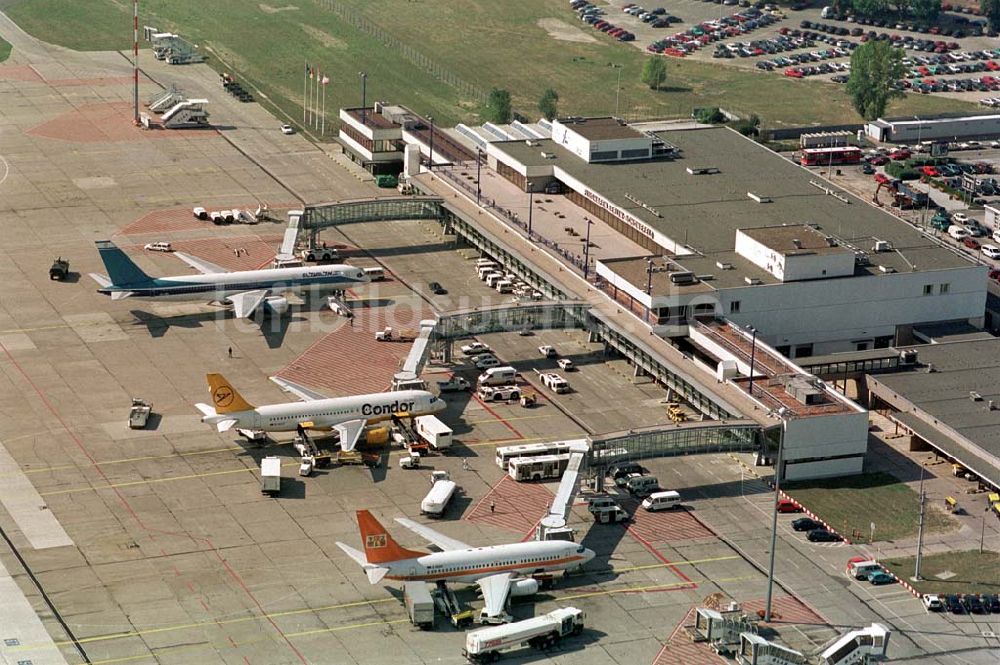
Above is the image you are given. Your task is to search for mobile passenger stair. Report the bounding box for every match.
[147,86,185,114]
[733,622,889,665]
[160,99,210,128]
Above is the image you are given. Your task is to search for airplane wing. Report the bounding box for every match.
[477,573,513,619]
[225,290,268,319]
[334,419,365,452]
[173,252,229,274]
[394,518,470,551]
[269,376,328,402]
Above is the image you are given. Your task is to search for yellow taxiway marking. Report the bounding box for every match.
[611,554,739,574]
[557,575,757,602]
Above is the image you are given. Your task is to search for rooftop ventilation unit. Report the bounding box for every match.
[873,239,893,253]
[970,391,983,401]
[855,252,870,266]
[696,274,715,281]
[716,261,734,270]
[540,151,556,159]
[670,271,696,285]
[878,265,896,273]
[525,140,539,147]
[898,349,918,365]
[744,276,762,285]
[747,192,772,203]
[825,236,837,247]
[686,167,720,175]
[791,238,802,249]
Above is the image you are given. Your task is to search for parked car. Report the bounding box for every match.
[777,498,802,513]
[964,237,981,250]
[953,212,970,224]
[792,517,823,531]
[922,594,944,612]
[280,124,295,135]
[966,594,987,614]
[538,345,558,358]
[461,342,491,356]
[982,244,1000,259]
[428,281,447,295]
[867,570,895,585]
[946,594,966,614]
[807,528,841,542]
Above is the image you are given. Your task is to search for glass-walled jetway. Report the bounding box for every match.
[300,197,444,247]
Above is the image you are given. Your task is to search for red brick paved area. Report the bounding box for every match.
[465,475,553,535]
[741,595,825,625]
[27,102,216,143]
[651,608,727,665]
[623,500,715,543]
[160,236,286,272]
[48,76,134,87]
[0,65,43,83]
[275,307,428,396]
[120,206,294,237]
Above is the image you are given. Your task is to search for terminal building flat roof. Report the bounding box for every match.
[493,127,970,285]
[554,116,646,141]
[868,338,1000,485]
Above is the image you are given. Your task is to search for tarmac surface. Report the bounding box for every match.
[0,11,997,665]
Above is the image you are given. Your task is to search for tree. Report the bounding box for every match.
[891,0,911,16]
[852,0,888,16]
[846,40,905,120]
[911,0,940,22]
[983,0,1000,31]
[484,88,512,123]
[538,88,559,120]
[641,57,667,91]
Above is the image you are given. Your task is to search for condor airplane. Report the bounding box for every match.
[337,510,594,620]
[195,374,445,452]
[89,240,367,318]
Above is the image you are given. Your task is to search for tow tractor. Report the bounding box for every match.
[128,398,152,429]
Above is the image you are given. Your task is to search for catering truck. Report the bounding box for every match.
[404,581,435,629]
[260,456,282,496]
[463,607,585,662]
[421,470,457,517]
[415,415,453,451]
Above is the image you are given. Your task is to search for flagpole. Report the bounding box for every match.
[321,78,326,135]
[303,60,307,125]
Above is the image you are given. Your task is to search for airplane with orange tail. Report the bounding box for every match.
[337,510,595,621]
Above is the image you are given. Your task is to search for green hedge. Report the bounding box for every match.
[904,156,954,168]
[885,161,920,180]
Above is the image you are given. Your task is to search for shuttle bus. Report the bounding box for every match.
[495,441,575,470]
[799,146,862,167]
[508,453,571,482]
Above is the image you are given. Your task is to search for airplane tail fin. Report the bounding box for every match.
[206,374,255,414]
[94,240,154,287]
[356,510,425,565]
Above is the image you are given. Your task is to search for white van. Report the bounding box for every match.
[992,229,1000,244]
[495,280,514,293]
[642,490,682,511]
[846,560,881,580]
[626,475,660,497]
[485,273,504,288]
[587,496,619,513]
[363,266,386,281]
[478,366,517,386]
[143,241,173,252]
[479,266,498,280]
[475,258,497,269]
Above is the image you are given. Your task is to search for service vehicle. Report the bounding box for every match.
[363,266,385,281]
[49,257,70,281]
[300,245,339,262]
[496,441,575,469]
[478,366,517,386]
[400,453,421,469]
[587,496,619,513]
[478,384,522,402]
[415,415,453,450]
[461,342,492,355]
[474,355,502,370]
[192,206,208,219]
[494,280,513,294]
[508,453,571,481]
[143,241,173,252]
[260,456,282,496]
[538,345,558,358]
[128,398,152,429]
[429,281,447,295]
[421,470,457,517]
[948,225,971,240]
[463,607,585,663]
[556,358,575,371]
[983,244,1000,259]
[437,376,470,392]
[404,581,435,629]
[280,124,295,134]
[594,504,629,523]
[642,490,682,511]
[626,474,660,497]
[475,258,497,269]
[539,372,570,394]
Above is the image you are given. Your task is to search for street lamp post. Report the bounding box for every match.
[427,115,435,172]
[476,148,482,206]
[583,218,593,280]
[764,417,786,623]
[360,72,368,124]
[747,325,758,397]
[611,64,623,117]
[914,467,926,581]
[645,258,653,294]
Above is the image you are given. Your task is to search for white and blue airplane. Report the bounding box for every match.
[89,240,367,318]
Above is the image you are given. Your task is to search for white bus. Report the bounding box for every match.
[508,453,571,482]
[495,441,575,470]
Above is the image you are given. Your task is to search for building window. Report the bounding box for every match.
[939,283,950,294]
[856,342,870,351]
[923,284,933,296]
[794,344,814,358]
[775,345,791,357]
[590,150,619,161]
[730,300,741,313]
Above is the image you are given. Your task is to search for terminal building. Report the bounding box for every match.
[484,121,986,359]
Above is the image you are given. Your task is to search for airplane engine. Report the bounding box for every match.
[264,296,289,316]
[509,579,539,597]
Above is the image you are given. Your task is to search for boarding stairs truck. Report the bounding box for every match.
[415,415,452,451]
[463,607,585,662]
[148,87,185,113]
[421,470,457,517]
[160,99,210,128]
[815,623,889,665]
